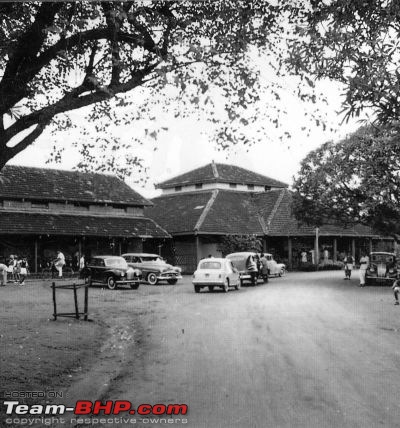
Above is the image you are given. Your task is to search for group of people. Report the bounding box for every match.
[342,251,370,286]
[246,253,269,283]
[0,255,29,286]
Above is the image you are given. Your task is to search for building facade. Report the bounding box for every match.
[0,166,170,272]
[146,162,393,273]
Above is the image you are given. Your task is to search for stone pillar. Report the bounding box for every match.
[288,237,293,269]
[195,235,201,263]
[263,237,267,253]
[352,238,356,260]
[34,239,38,274]
[333,238,337,262]
[369,238,373,254]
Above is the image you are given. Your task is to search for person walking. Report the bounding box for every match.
[359,251,369,287]
[260,253,269,282]
[19,257,28,285]
[54,250,65,279]
[343,253,354,280]
[392,277,400,305]
[246,254,258,286]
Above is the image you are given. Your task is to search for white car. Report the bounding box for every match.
[263,253,286,277]
[192,258,241,293]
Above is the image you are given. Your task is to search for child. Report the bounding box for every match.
[392,278,400,305]
[343,253,354,280]
[19,257,28,286]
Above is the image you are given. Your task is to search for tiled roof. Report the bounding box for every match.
[147,188,380,238]
[0,212,170,238]
[267,190,380,237]
[0,165,152,206]
[156,162,288,189]
[145,191,214,234]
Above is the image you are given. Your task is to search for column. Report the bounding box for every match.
[314,228,319,266]
[369,238,373,254]
[78,238,82,260]
[351,238,356,260]
[195,235,201,264]
[263,237,267,253]
[333,238,337,262]
[34,239,38,274]
[288,237,292,269]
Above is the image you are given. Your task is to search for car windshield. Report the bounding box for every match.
[371,254,395,263]
[199,261,222,270]
[105,258,127,269]
[141,256,164,262]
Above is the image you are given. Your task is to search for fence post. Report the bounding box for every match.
[73,283,79,319]
[84,283,89,321]
[52,282,57,320]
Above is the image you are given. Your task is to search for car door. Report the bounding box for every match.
[89,258,101,281]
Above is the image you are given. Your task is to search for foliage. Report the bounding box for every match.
[286,0,400,124]
[218,234,262,256]
[292,124,400,238]
[0,0,328,177]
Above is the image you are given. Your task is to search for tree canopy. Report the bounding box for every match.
[292,124,400,238]
[287,0,400,124]
[0,0,327,177]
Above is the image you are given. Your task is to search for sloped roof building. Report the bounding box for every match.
[146,162,390,273]
[0,165,169,272]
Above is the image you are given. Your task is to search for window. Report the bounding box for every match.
[247,184,255,190]
[264,186,271,191]
[195,183,203,189]
[229,183,237,188]
[31,202,48,209]
[175,186,182,192]
[199,261,222,270]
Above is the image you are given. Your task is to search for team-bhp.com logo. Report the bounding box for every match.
[4,400,188,416]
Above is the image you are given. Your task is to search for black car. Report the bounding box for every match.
[81,256,141,290]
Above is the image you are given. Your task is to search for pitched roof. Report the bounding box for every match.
[147,188,381,238]
[155,162,288,189]
[0,165,152,206]
[0,212,170,238]
[146,189,283,235]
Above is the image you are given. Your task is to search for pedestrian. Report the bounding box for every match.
[323,247,329,262]
[19,257,28,285]
[79,254,85,271]
[246,254,258,286]
[0,263,7,285]
[260,253,269,281]
[392,277,400,305]
[7,255,15,282]
[54,250,65,279]
[13,255,20,283]
[343,253,354,280]
[300,248,308,265]
[359,251,369,287]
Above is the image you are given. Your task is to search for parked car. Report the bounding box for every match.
[121,253,182,285]
[263,253,286,277]
[225,252,263,286]
[192,258,241,293]
[365,252,399,285]
[80,255,141,290]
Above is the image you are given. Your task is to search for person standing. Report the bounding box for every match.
[300,249,308,265]
[19,257,28,285]
[343,253,354,280]
[392,277,400,305]
[359,251,369,287]
[246,254,258,286]
[260,253,269,282]
[0,263,7,285]
[79,254,85,271]
[54,250,65,279]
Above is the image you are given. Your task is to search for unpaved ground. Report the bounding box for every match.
[2,272,400,428]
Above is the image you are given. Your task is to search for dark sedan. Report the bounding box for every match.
[81,256,141,290]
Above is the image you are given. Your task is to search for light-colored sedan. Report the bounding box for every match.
[264,253,286,277]
[192,258,241,293]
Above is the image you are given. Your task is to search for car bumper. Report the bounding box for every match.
[157,273,182,280]
[115,279,140,285]
[192,281,224,287]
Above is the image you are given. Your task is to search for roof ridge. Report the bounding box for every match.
[265,188,287,233]
[194,189,219,231]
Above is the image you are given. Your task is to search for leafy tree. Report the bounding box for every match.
[218,234,262,256]
[292,124,400,238]
[0,0,323,177]
[286,0,400,124]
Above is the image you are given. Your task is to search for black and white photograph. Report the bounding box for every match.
[1,1,400,427]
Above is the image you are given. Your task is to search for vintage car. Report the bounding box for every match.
[121,253,182,285]
[192,258,241,293]
[365,252,399,285]
[263,253,286,277]
[225,252,264,286]
[80,255,141,290]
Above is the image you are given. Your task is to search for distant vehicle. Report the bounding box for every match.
[226,252,263,286]
[192,258,241,293]
[263,253,286,277]
[81,256,141,290]
[122,253,182,285]
[365,252,398,285]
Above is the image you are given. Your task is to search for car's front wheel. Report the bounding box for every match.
[147,273,158,285]
[223,279,229,293]
[106,276,117,290]
[167,279,178,285]
[130,283,140,289]
[235,279,241,290]
[279,267,285,277]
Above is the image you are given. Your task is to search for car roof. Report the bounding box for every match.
[122,253,160,258]
[199,258,226,263]
[91,255,124,259]
[370,252,396,256]
[226,252,257,257]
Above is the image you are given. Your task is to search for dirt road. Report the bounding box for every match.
[10,271,400,428]
[66,270,400,428]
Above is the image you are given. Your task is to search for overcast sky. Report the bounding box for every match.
[9,76,365,199]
